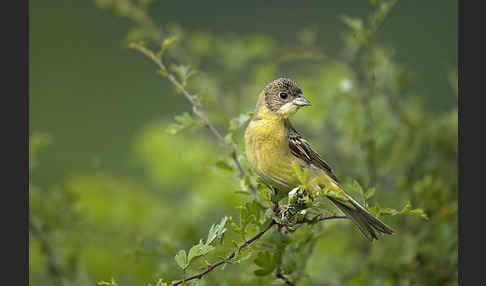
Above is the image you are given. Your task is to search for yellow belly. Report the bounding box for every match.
[245,118,300,191]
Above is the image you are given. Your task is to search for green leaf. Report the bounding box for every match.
[230,250,252,264]
[366,203,381,216]
[171,65,196,87]
[352,180,364,196]
[239,200,261,231]
[187,242,215,265]
[407,208,429,220]
[228,112,252,133]
[166,112,203,135]
[229,218,242,233]
[98,277,118,286]
[341,15,364,33]
[364,187,376,199]
[380,208,400,216]
[224,133,234,146]
[321,187,347,202]
[206,216,228,245]
[367,201,428,221]
[400,202,429,220]
[253,251,277,276]
[161,36,178,53]
[154,278,169,286]
[400,202,412,213]
[174,249,188,270]
[370,0,398,31]
[288,187,300,205]
[124,27,144,43]
[214,160,233,171]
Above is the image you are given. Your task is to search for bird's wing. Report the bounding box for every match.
[284,121,395,240]
[284,119,340,182]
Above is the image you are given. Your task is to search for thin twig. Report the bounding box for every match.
[276,259,296,286]
[275,232,296,286]
[169,220,277,286]
[130,43,251,184]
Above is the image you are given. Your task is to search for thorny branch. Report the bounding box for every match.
[129,42,256,192]
[169,220,277,286]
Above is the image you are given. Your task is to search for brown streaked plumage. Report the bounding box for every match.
[245,78,394,241]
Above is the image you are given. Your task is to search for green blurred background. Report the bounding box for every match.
[30,0,456,187]
[29,1,458,285]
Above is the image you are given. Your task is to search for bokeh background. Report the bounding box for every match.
[29,1,458,285]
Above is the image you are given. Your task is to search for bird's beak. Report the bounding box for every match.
[293,94,312,106]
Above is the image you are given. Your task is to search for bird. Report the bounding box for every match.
[244,77,394,241]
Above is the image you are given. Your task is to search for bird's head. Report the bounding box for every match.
[257,78,311,119]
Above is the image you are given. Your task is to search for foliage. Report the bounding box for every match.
[30,1,457,286]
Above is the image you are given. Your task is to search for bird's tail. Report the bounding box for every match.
[327,193,394,241]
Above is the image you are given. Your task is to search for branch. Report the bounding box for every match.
[276,261,296,286]
[275,239,296,286]
[129,43,254,189]
[169,220,277,286]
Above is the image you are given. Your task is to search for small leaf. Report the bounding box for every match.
[288,187,300,205]
[187,243,215,265]
[206,216,228,245]
[234,190,251,195]
[366,203,381,216]
[229,112,252,133]
[400,202,412,213]
[215,160,233,171]
[254,251,274,267]
[364,187,376,199]
[161,36,178,53]
[322,187,347,202]
[380,208,400,216]
[239,200,261,231]
[400,203,429,220]
[341,15,364,33]
[166,112,203,135]
[154,278,169,286]
[407,209,429,221]
[171,65,196,87]
[224,133,234,146]
[98,278,118,286]
[352,180,364,197]
[174,249,188,270]
[229,220,242,233]
[253,251,277,276]
[231,251,252,264]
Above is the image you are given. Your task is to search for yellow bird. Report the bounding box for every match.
[244,78,393,241]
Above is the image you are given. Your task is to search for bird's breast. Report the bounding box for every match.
[244,119,300,191]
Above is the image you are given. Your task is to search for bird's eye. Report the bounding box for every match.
[279,92,288,99]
